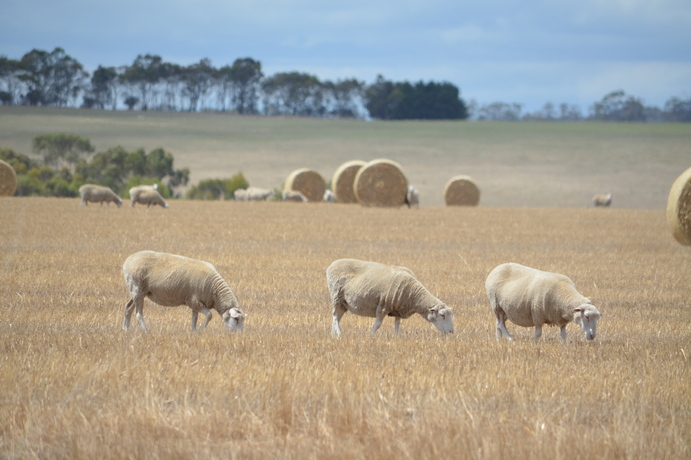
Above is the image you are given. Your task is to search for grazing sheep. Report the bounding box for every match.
[593,193,612,207]
[485,263,601,342]
[122,250,245,332]
[130,187,168,208]
[79,184,123,207]
[246,187,276,201]
[405,185,419,208]
[326,258,454,337]
[323,189,336,203]
[283,190,307,202]
[233,189,248,201]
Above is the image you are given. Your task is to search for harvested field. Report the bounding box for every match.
[0,197,688,459]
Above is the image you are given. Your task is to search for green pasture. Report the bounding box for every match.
[1,106,689,208]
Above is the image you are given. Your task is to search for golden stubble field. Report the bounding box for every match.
[1,198,689,459]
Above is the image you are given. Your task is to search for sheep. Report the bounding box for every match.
[282,190,307,202]
[79,184,123,207]
[246,187,276,201]
[405,185,419,208]
[326,258,454,337]
[485,262,601,342]
[130,187,169,208]
[122,250,246,332]
[593,193,612,207]
[233,189,248,201]
[323,189,336,203]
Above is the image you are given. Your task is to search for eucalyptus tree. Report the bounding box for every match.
[17,47,88,107]
[262,72,323,116]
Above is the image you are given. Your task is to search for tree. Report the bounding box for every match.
[262,72,323,116]
[590,90,646,122]
[32,133,95,170]
[324,78,365,118]
[663,96,691,122]
[229,58,263,114]
[85,65,118,109]
[0,56,23,105]
[365,76,468,120]
[120,54,165,110]
[17,48,88,107]
[181,58,214,111]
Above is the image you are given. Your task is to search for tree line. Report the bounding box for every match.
[1,47,690,122]
[0,47,467,120]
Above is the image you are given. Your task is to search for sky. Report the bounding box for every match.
[1,0,690,113]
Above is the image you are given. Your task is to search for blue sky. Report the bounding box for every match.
[2,0,690,112]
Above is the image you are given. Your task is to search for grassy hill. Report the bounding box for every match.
[1,106,689,208]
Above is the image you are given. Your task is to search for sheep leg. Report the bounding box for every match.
[371,316,384,334]
[560,325,567,342]
[495,310,513,341]
[123,299,135,330]
[134,298,148,332]
[394,317,401,334]
[191,310,198,331]
[198,308,212,330]
[332,307,346,337]
[534,326,543,343]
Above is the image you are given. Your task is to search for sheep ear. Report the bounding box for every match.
[230,309,240,318]
[574,307,583,313]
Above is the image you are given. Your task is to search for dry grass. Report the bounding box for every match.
[0,197,689,459]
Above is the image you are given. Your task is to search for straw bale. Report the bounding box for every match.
[443,175,480,206]
[0,160,17,196]
[284,168,326,202]
[666,166,691,245]
[353,159,408,207]
[331,160,366,203]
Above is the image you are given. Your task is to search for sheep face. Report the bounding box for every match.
[427,305,454,334]
[222,307,246,331]
[573,304,601,340]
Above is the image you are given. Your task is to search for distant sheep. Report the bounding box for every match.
[405,185,419,208]
[485,262,601,342]
[326,258,454,337]
[323,189,336,203]
[79,184,122,207]
[283,190,307,202]
[122,250,246,332]
[130,187,168,208]
[593,193,612,207]
[235,187,275,201]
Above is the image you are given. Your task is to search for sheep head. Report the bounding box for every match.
[222,307,246,331]
[573,304,601,340]
[427,305,454,334]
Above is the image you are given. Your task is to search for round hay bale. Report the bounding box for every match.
[331,160,366,203]
[0,160,17,197]
[353,159,408,207]
[666,166,691,246]
[284,168,326,202]
[444,175,480,206]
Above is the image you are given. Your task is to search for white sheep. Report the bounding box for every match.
[323,189,336,203]
[405,185,419,208]
[122,250,245,332]
[326,258,454,337]
[79,184,123,207]
[282,190,307,202]
[485,262,601,342]
[130,187,169,208]
[233,189,248,201]
[593,193,612,207]
[246,187,276,201]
